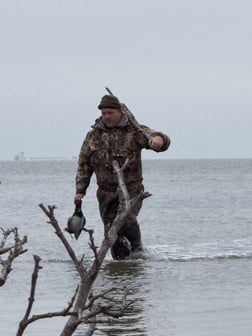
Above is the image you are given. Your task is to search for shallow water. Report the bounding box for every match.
[1,159,252,335]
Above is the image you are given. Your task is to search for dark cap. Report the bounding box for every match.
[98,95,121,110]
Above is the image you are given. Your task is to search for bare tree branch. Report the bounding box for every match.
[38,204,88,278]
[16,158,150,336]
[0,227,27,287]
[16,255,80,336]
[59,159,150,335]
[17,255,42,336]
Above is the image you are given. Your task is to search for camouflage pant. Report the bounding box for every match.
[96,185,143,251]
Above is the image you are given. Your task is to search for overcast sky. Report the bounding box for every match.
[1,0,251,160]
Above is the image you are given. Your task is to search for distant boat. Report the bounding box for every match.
[14,152,26,161]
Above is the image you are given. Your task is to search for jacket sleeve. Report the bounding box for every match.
[139,125,171,152]
[75,132,94,195]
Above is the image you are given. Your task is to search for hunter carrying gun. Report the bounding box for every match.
[74,89,171,259]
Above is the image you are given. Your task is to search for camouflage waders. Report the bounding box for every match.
[97,184,144,257]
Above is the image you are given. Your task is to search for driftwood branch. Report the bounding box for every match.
[60,159,150,335]
[38,204,88,278]
[112,159,130,209]
[16,255,79,336]
[87,160,151,276]
[0,227,27,287]
[17,158,151,336]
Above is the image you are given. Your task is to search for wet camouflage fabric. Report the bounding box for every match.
[96,186,143,254]
[76,114,170,195]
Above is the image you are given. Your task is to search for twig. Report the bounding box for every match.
[38,204,87,278]
[16,255,42,336]
[23,158,147,336]
[0,227,27,287]
[112,159,130,210]
[16,256,79,336]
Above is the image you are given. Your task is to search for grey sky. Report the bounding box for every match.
[1,0,251,160]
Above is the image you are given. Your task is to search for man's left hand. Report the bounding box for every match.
[148,136,164,151]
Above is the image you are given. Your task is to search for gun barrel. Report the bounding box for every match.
[105,87,151,140]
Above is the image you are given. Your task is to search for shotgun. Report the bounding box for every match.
[105,87,151,141]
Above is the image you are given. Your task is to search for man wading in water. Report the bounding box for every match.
[74,93,170,259]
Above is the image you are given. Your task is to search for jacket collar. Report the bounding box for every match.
[92,113,129,131]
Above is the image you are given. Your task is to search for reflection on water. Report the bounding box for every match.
[76,259,147,336]
[103,258,145,279]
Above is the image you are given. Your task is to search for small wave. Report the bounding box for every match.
[46,258,73,263]
[144,242,252,262]
[41,240,252,264]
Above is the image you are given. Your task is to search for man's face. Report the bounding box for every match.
[101,108,122,127]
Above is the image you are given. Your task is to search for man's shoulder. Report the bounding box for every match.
[85,128,100,140]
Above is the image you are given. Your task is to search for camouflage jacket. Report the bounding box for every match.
[76,114,170,194]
